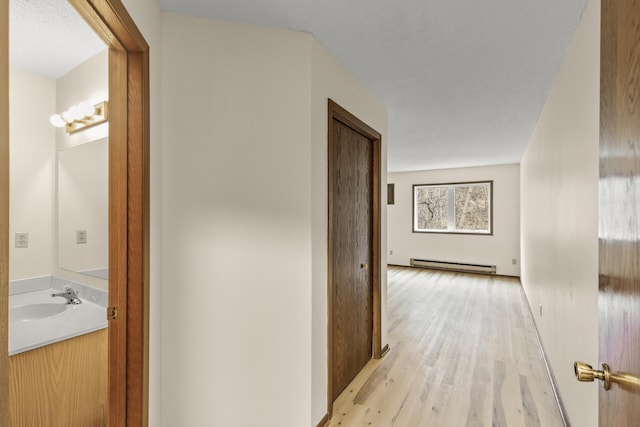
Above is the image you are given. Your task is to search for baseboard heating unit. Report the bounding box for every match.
[410,258,497,275]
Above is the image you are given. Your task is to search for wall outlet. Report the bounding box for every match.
[512,258,517,265]
[539,305,543,317]
[15,232,29,248]
[76,230,87,244]
[389,250,393,255]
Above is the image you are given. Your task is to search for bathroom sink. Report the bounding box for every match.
[10,303,69,322]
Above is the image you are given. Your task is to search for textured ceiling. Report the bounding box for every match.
[12,0,589,171]
[10,0,106,79]
[159,0,589,172]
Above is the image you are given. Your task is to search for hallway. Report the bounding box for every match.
[328,266,564,426]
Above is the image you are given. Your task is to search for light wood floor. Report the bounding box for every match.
[328,266,564,427]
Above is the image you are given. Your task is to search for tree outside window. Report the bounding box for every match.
[413,181,492,234]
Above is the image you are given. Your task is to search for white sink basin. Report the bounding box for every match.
[10,303,69,322]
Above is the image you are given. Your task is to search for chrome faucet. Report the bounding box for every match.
[51,286,82,305]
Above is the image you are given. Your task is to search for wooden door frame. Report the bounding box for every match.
[327,99,384,416]
[0,1,150,425]
[0,1,9,423]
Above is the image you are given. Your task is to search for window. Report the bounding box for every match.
[413,181,492,234]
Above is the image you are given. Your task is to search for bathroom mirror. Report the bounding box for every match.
[57,137,109,279]
[10,0,108,283]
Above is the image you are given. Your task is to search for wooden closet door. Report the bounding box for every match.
[330,118,374,400]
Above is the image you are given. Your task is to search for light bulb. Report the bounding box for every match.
[78,101,96,117]
[69,105,84,121]
[61,110,74,123]
[50,114,66,128]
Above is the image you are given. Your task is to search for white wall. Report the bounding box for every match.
[388,164,520,276]
[9,68,55,280]
[160,13,388,426]
[161,14,313,426]
[310,39,388,424]
[520,0,599,426]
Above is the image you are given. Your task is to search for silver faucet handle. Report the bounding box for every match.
[51,287,82,304]
[64,286,78,296]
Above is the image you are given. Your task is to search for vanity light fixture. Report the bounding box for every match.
[50,101,109,134]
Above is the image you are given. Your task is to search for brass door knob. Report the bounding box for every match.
[574,361,611,390]
[360,263,368,270]
[575,361,640,392]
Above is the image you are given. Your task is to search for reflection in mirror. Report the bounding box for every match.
[58,137,108,279]
[9,0,108,284]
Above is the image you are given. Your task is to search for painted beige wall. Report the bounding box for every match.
[160,13,387,426]
[101,1,388,423]
[388,164,520,276]
[520,0,599,426]
[161,13,313,426]
[9,69,55,281]
[310,39,388,424]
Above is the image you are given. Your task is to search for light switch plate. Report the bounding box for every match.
[15,232,29,248]
[76,230,87,244]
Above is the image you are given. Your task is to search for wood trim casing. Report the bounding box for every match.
[69,1,150,425]
[0,0,9,425]
[108,45,129,427]
[327,99,383,417]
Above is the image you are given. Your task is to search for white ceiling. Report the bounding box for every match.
[158,0,589,172]
[10,0,105,79]
[11,0,589,172]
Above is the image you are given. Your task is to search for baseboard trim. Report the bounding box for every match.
[315,412,329,427]
[387,264,520,279]
[520,282,571,427]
